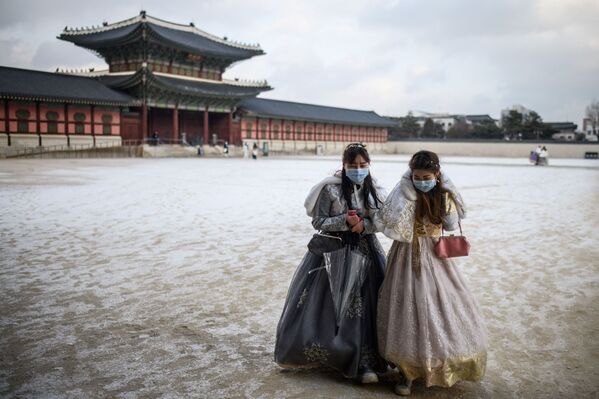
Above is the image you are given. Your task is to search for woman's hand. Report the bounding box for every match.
[351,220,365,233]
[346,213,361,226]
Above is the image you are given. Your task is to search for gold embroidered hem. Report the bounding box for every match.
[395,352,487,388]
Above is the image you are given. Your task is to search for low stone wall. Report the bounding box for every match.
[242,139,598,159]
[242,139,387,155]
[10,134,40,147]
[68,135,95,148]
[40,135,69,148]
[382,140,599,158]
[95,135,122,147]
[142,144,200,158]
[2,134,597,159]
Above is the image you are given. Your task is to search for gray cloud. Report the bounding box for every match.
[0,0,597,126]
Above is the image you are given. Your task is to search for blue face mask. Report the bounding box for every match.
[413,178,437,193]
[345,168,369,185]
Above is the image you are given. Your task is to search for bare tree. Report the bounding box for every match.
[585,99,599,136]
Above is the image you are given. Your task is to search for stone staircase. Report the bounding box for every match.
[141,144,232,157]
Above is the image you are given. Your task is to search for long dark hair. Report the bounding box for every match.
[409,150,447,224]
[340,143,383,210]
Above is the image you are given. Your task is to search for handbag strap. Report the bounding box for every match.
[441,220,463,236]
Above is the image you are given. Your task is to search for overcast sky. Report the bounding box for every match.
[1,0,598,126]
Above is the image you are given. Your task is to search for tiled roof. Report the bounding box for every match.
[239,97,395,127]
[465,114,496,122]
[98,71,271,99]
[59,13,264,62]
[0,66,134,105]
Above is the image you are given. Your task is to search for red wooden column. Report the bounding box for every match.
[35,102,40,133]
[64,103,69,147]
[5,100,10,133]
[256,117,260,140]
[172,105,179,142]
[36,102,41,146]
[203,106,209,144]
[268,118,272,141]
[227,110,233,144]
[4,100,9,146]
[141,103,148,141]
[91,105,95,136]
[292,120,296,141]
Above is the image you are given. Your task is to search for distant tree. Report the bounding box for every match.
[521,111,545,140]
[586,99,599,136]
[539,123,558,140]
[470,122,503,139]
[421,118,444,138]
[400,112,421,137]
[446,119,471,139]
[501,110,523,139]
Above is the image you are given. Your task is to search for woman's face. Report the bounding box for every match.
[412,169,438,182]
[344,154,369,170]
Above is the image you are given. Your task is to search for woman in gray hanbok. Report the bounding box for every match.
[274,144,388,383]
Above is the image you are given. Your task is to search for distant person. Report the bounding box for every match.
[530,145,541,165]
[223,141,229,157]
[538,146,549,165]
[252,142,258,160]
[152,131,159,146]
[533,145,542,165]
[375,150,487,396]
[274,143,388,384]
[243,142,249,159]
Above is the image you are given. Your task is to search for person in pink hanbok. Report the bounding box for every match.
[375,150,487,396]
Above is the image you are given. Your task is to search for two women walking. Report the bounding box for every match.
[274,145,488,396]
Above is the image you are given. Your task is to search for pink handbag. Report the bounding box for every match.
[435,221,470,258]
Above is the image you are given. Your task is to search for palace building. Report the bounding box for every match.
[0,12,392,150]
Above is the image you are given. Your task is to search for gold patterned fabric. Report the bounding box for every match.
[378,236,488,389]
[411,220,442,276]
[396,352,487,388]
[410,193,457,276]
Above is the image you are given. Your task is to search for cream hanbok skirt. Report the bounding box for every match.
[377,238,487,387]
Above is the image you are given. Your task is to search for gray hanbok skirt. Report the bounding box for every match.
[274,232,387,378]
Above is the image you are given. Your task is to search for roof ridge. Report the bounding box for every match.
[249,97,379,114]
[0,65,102,82]
[152,72,269,87]
[60,12,262,51]
[61,14,142,36]
[145,15,261,51]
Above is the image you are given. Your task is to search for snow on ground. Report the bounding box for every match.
[0,156,598,398]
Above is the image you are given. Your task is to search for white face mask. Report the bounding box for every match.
[413,178,436,192]
[346,168,369,184]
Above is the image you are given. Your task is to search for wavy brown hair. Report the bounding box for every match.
[409,150,447,224]
[340,143,383,210]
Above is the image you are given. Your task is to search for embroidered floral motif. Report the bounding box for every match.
[346,294,363,319]
[380,200,415,242]
[297,288,308,308]
[304,343,329,363]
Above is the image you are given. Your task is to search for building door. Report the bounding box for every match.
[121,113,141,142]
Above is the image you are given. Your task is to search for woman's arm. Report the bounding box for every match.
[311,186,349,232]
[442,193,460,231]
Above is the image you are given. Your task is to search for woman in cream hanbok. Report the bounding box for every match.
[375,150,487,396]
[275,143,388,383]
